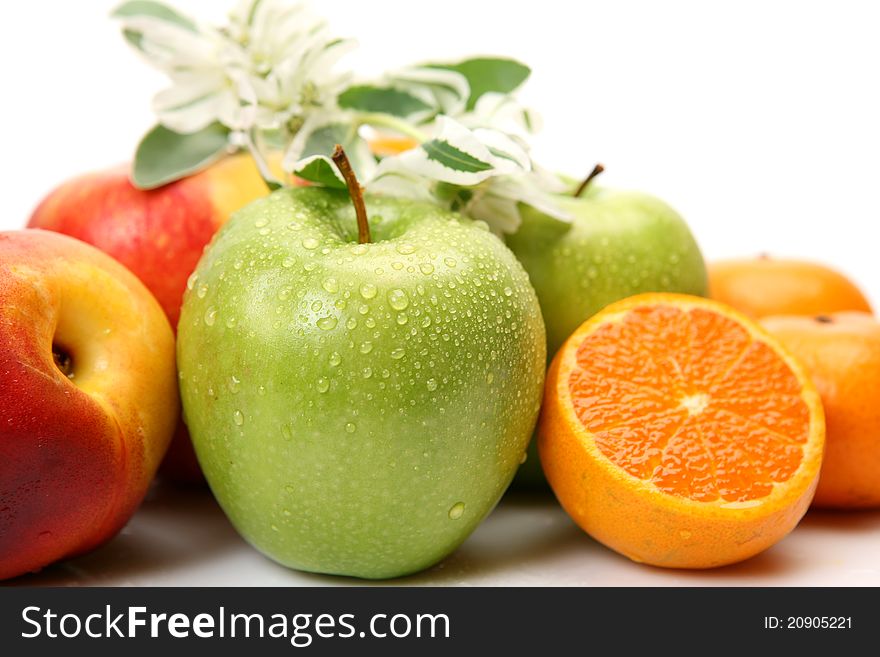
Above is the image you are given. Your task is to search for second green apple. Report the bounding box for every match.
[506,178,708,485]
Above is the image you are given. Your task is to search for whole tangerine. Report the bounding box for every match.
[762,312,880,508]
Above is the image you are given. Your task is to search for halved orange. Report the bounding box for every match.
[538,293,825,569]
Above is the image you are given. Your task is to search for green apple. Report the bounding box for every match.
[177,162,546,579]
[506,171,707,485]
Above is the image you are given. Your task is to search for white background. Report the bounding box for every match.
[2,0,880,587]
[1,0,878,307]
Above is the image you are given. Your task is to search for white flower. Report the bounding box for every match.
[460,91,543,135]
[115,0,354,136]
[227,0,355,131]
[367,115,569,234]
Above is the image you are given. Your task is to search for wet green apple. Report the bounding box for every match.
[177,160,545,579]
[506,170,707,485]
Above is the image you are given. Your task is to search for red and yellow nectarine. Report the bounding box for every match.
[0,230,178,580]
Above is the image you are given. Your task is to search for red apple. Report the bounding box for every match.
[28,154,272,482]
[0,230,178,580]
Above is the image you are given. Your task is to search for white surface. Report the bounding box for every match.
[2,1,879,587]
[9,483,880,586]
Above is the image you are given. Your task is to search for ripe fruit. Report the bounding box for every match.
[28,153,273,482]
[762,312,880,508]
[506,175,707,485]
[177,152,546,579]
[0,230,178,580]
[709,256,872,318]
[539,293,825,568]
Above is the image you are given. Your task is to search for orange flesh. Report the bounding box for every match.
[571,304,810,503]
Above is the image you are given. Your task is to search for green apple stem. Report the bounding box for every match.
[332,144,372,244]
[573,164,605,198]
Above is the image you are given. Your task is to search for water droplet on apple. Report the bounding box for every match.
[396,243,416,255]
[281,424,293,440]
[669,253,681,264]
[448,502,465,519]
[426,378,437,391]
[362,367,373,379]
[444,257,457,268]
[419,263,434,275]
[254,217,268,228]
[285,484,294,494]
[358,304,369,315]
[259,227,270,236]
[396,313,408,325]
[279,288,292,301]
[348,317,360,330]
[316,316,337,331]
[390,348,406,360]
[329,351,342,367]
[322,277,339,293]
[311,300,323,312]
[487,372,494,384]
[519,451,528,464]
[186,272,198,291]
[365,317,376,328]
[359,282,377,299]
[287,221,302,231]
[233,410,244,426]
[360,341,373,354]
[282,257,295,268]
[196,284,208,299]
[225,316,237,329]
[228,376,241,394]
[503,287,513,297]
[351,244,367,256]
[316,377,330,393]
[303,262,316,272]
[204,307,217,326]
[421,316,431,328]
[271,524,279,532]
[388,289,409,310]
[302,237,319,250]
[345,422,356,433]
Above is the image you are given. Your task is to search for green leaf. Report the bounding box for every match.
[111,0,197,31]
[293,156,346,189]
[122,28,144,50]
[430,58,531,110]
[338,85,432,118]
[421,139,494,174]
[132,123,229,189]
[296,122,376,182]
